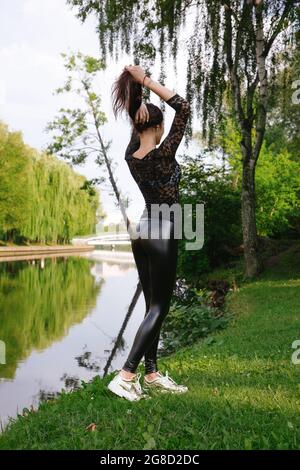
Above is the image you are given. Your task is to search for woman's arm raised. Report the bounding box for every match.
[123,65,190,157]
[124,65,175,103]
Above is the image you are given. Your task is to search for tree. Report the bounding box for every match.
[45,51,131,232]
[0,120,101,244]
[45,50,144,320]
[0,122,31,242]
[266,44,300,159]
[67,0,299,278]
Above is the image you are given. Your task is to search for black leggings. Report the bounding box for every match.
[122,217,178,374]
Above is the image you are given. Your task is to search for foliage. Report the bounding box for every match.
[0,123,31,241]
[45,50,130,225]
[0,121,101,244]
[160,278,231,356]
[67,0,299,143]
[214,117,300,238]
[160,295,230,356]
[255,145,300,237]
[45,51,108,166]
[177,153,242,282]
[1,242,299,449]
[67,0,299,279]
[266,45,300,159]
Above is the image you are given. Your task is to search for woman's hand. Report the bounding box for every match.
[134,102,149,124]
[124,65,147,85]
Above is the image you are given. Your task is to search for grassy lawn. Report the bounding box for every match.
[0,242,299,450]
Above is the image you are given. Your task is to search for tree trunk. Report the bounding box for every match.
[7,229,14,244]
[241,139,263,278]
[225,3,263,278]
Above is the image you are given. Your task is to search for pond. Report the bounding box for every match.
[0,250,149,430]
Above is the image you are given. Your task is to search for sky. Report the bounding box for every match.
[0,0,200,225]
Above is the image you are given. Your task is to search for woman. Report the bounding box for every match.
[108,65,190,401]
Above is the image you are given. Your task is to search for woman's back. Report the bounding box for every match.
[124,93,190,220]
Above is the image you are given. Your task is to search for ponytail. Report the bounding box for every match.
[111,70,142,123]
[111,69,163,133]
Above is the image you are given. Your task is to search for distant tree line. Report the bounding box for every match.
[0,121,102,244]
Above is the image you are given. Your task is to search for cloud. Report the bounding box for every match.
[21,0,97,53]
[0,43,63,105]
[0,0,194,222]
[0,0,99,144]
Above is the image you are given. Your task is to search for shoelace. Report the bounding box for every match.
[119,371,143,395]
[131,372,142,395]
[159,370,187,390]
[160,370,178,387]
[132,373,151,399]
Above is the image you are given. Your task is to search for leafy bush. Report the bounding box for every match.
[159,284,230,355]
[255,144,300,238]
[177,153,242,283]
[216,116,300,239]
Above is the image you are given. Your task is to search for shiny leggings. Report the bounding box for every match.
[122,217,178,374]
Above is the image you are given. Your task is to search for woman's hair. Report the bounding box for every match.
[111,69,163,133]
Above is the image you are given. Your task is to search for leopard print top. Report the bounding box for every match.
[124,93,190,223]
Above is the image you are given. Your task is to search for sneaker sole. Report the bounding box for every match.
[107,380,152,401]
[107,381,141,401]
[144,383,188,394]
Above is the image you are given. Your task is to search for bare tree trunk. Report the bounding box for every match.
[225,1,263,278]
[241,141,262,278]
[86,91,134,235]
[238,0,268,278]
[7,229,14,244]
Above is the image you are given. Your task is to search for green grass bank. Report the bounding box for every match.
[0,242,299,450]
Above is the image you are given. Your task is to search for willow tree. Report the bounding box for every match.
[23,151,101,243]
[0,120,100,244]
[67,0,299,278]
[0,122,31,242]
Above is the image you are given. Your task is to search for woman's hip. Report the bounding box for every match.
[135,216,177,240]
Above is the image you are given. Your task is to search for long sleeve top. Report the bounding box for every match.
[124,93,190,222]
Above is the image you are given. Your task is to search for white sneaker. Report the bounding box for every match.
[107,371,150,401]
[144,370,188,394]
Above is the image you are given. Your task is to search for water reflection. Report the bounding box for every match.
[0,251,145,429]
[0,256,102,380]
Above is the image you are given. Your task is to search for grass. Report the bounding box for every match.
[0,242,300,450]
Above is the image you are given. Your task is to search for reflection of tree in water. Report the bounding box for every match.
[60,373,82,391]
[113,262,134,273]
[103,281,142,377]
[103,260,135,273]
[38,373,82,402]
[75,351,100,372]
[38,390,60,402]
[105,336,126,354]
[63,281,142,382]
[0,256,102,379]
[36,281,145,404]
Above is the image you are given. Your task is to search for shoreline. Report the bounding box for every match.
[0,244,95,262]
[0,242,299,448]
[0,242,300,450]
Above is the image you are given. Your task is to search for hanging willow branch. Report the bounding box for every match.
[65,0,299,279]
[67,0,298,145]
